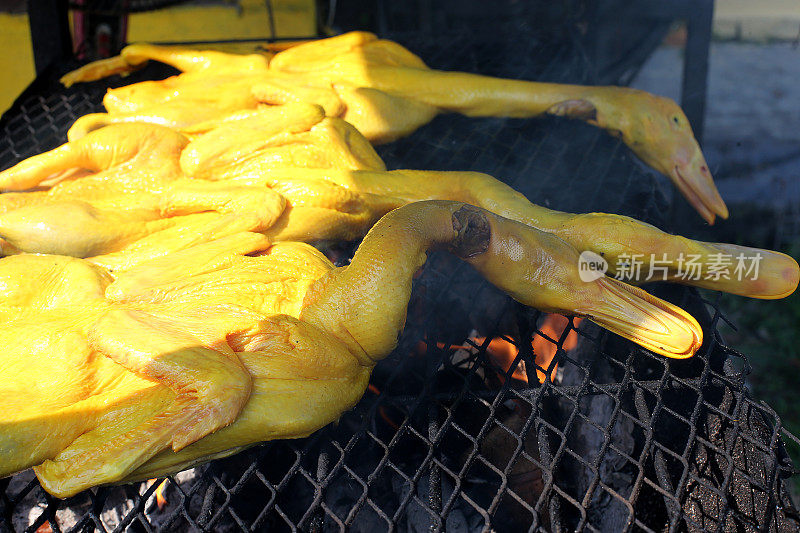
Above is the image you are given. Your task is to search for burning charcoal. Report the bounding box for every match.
[480,403,549,530]
[389,470,485,532]
[557,321,637,530]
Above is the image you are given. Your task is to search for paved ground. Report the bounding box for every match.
[714,0,800,41]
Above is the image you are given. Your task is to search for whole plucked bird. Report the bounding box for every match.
[0,105,383,270]
[61,31,727,223]
[0,201,703,497]
[0,119,795,297]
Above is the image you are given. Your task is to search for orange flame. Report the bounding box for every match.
[156,479,168,509]
[533,314,583,382]
[479,336,529,383]
[367,384,401,430]
[475,314,583,384]
[147,478,169,510]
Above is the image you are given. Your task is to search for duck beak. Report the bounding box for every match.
[459,204,705,359]
[671,155,728,225]
[687,243,800,299]
[585,277,703,359]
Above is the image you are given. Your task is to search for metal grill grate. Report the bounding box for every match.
[1,30,799,532]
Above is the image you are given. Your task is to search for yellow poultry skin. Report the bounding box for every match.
[0,105,386,270]
[0,201,703,498]
[61,31,727,223]
[0,122,796,298]
[254,167,799,299]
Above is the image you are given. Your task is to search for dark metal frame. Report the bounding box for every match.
[584,0,714,143]
[680,0,714,144]
[28,0,72,74]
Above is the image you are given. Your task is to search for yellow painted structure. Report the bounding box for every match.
[127,0,315,43]
[0,0,315,115]
[0,12,35,115]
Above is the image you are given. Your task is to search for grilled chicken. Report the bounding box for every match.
[0,121,795,297]
[0,201,702,497]
[61,32,727,223]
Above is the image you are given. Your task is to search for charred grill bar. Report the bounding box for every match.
[1,11,799,533]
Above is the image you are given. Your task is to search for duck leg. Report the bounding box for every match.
[66,102,240,142]
[0,200,176,257]
[179,109,384,179]
[122,315,372,484]
[0,122,187,193]
[87,212,267,273]
[0,175,284,259]
[61,43,270,87]
[161,180,286,230]
[105,232,273,303]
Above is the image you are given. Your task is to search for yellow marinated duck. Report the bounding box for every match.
[1,103,381,193]
[61,32,726,223]
[0,122,282,262]
[248,167,799,299]
[0,105,384,267]
[0,201,702,498]
[177,103,385,180]
[0,120,794,297]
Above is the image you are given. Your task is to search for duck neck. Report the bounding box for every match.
[299,201,488,362]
